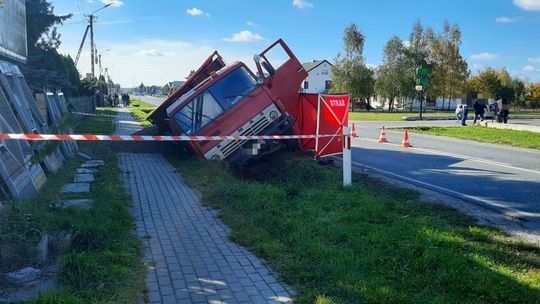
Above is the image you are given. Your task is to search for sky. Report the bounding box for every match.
[52,0,540,87]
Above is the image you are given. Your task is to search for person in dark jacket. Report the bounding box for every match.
[473,100,487,125]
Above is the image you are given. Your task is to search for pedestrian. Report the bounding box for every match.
[461,105,469,126]
[473,100,486,125]
[113,93,119,107]
[122,93,130,107]
[455,105,463,121]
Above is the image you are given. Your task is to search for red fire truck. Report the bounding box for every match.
[149,39,308,166]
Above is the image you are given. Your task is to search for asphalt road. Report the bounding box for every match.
[134,95,167,106]
[350,120,540,236]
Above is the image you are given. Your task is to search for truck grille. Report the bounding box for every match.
[204,103,281,161]
[219,116,270,158]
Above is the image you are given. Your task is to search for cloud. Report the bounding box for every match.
[529,56,540,64]
[101,0,124,7]
[186,7,208,16]
[246,21,256,27]
[402,40,411,48]
[292,0,314,9]
[523,65,540,72]
[495,16,519,23]
[137,49,175,57]
[513,0,540,11]
[470,52,499,61]
[61,39,217,86]
[223,31,264,42]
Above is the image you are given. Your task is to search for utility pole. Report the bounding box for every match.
[90,14,95,78]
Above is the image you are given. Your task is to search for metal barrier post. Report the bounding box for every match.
[343,126,352,187]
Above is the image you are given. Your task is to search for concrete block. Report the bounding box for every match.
[5,267,41,285]
[61,183,90,193]
[77,168,97,174]
[80,160,104,168]
[74,174,94,183]
[50,231,72,255]
[78,152,93,160]
[37,235,48,262]
[62,199,94,210]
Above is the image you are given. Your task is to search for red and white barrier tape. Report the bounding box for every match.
[71,112,143,121]
[0,133,340,142]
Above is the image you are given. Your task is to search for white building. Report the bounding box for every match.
[301,60,333,94]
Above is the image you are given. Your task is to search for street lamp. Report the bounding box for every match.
[88,3,112,77]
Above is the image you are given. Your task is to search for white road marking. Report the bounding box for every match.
[354,137,540,176]
[349,160,539,220]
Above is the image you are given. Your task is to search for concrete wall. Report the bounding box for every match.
[0,0,27,63]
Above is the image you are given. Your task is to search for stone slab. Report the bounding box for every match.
[74,174,94,183]
[77,168,97,174]
[62,199,94,210]
[80,160,104,168]
[37,235,48,262]
[60,183,90,193]
[78,152,93,160]
[5,267,41,285]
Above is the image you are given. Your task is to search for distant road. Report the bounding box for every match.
[134,95,167,107]
[350,120,540,237]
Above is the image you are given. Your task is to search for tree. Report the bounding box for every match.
[470,68,502,99]
[139,83,146,94]
[469,68,525,108]
[163,83,171,96]
[375,36,411,111]
[429,21,469,110]
[22,0,80,94]
[528,82,540,109]
[405,21,435,110]
[331,24,375,111]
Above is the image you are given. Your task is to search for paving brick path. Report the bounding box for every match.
[115,109,294,303]
[115,107,143,135]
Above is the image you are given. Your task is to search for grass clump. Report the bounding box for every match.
[168,151,540,304]
[411,126,540,150]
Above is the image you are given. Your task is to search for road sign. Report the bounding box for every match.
[416,77,429,86]
[416,67,431,77]
[415,85,423,91]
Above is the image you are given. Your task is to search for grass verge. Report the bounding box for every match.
[167,150,540,304]
[129,98,156,109]
[410,126,540,150]
[129,99,155,127]
[0,113,145,303]
[350,112,453,121]
[75,108,117,135]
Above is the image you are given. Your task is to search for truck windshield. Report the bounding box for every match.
[173,67,257,135]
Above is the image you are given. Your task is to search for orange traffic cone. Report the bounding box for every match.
[378,126,388,143]
[351,123,358,138]
[400,129,413,148]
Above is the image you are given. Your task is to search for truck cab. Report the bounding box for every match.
[153,39,307,166]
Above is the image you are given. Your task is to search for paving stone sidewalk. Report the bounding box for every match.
[115,109,294,303]
[115,107,144,135]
